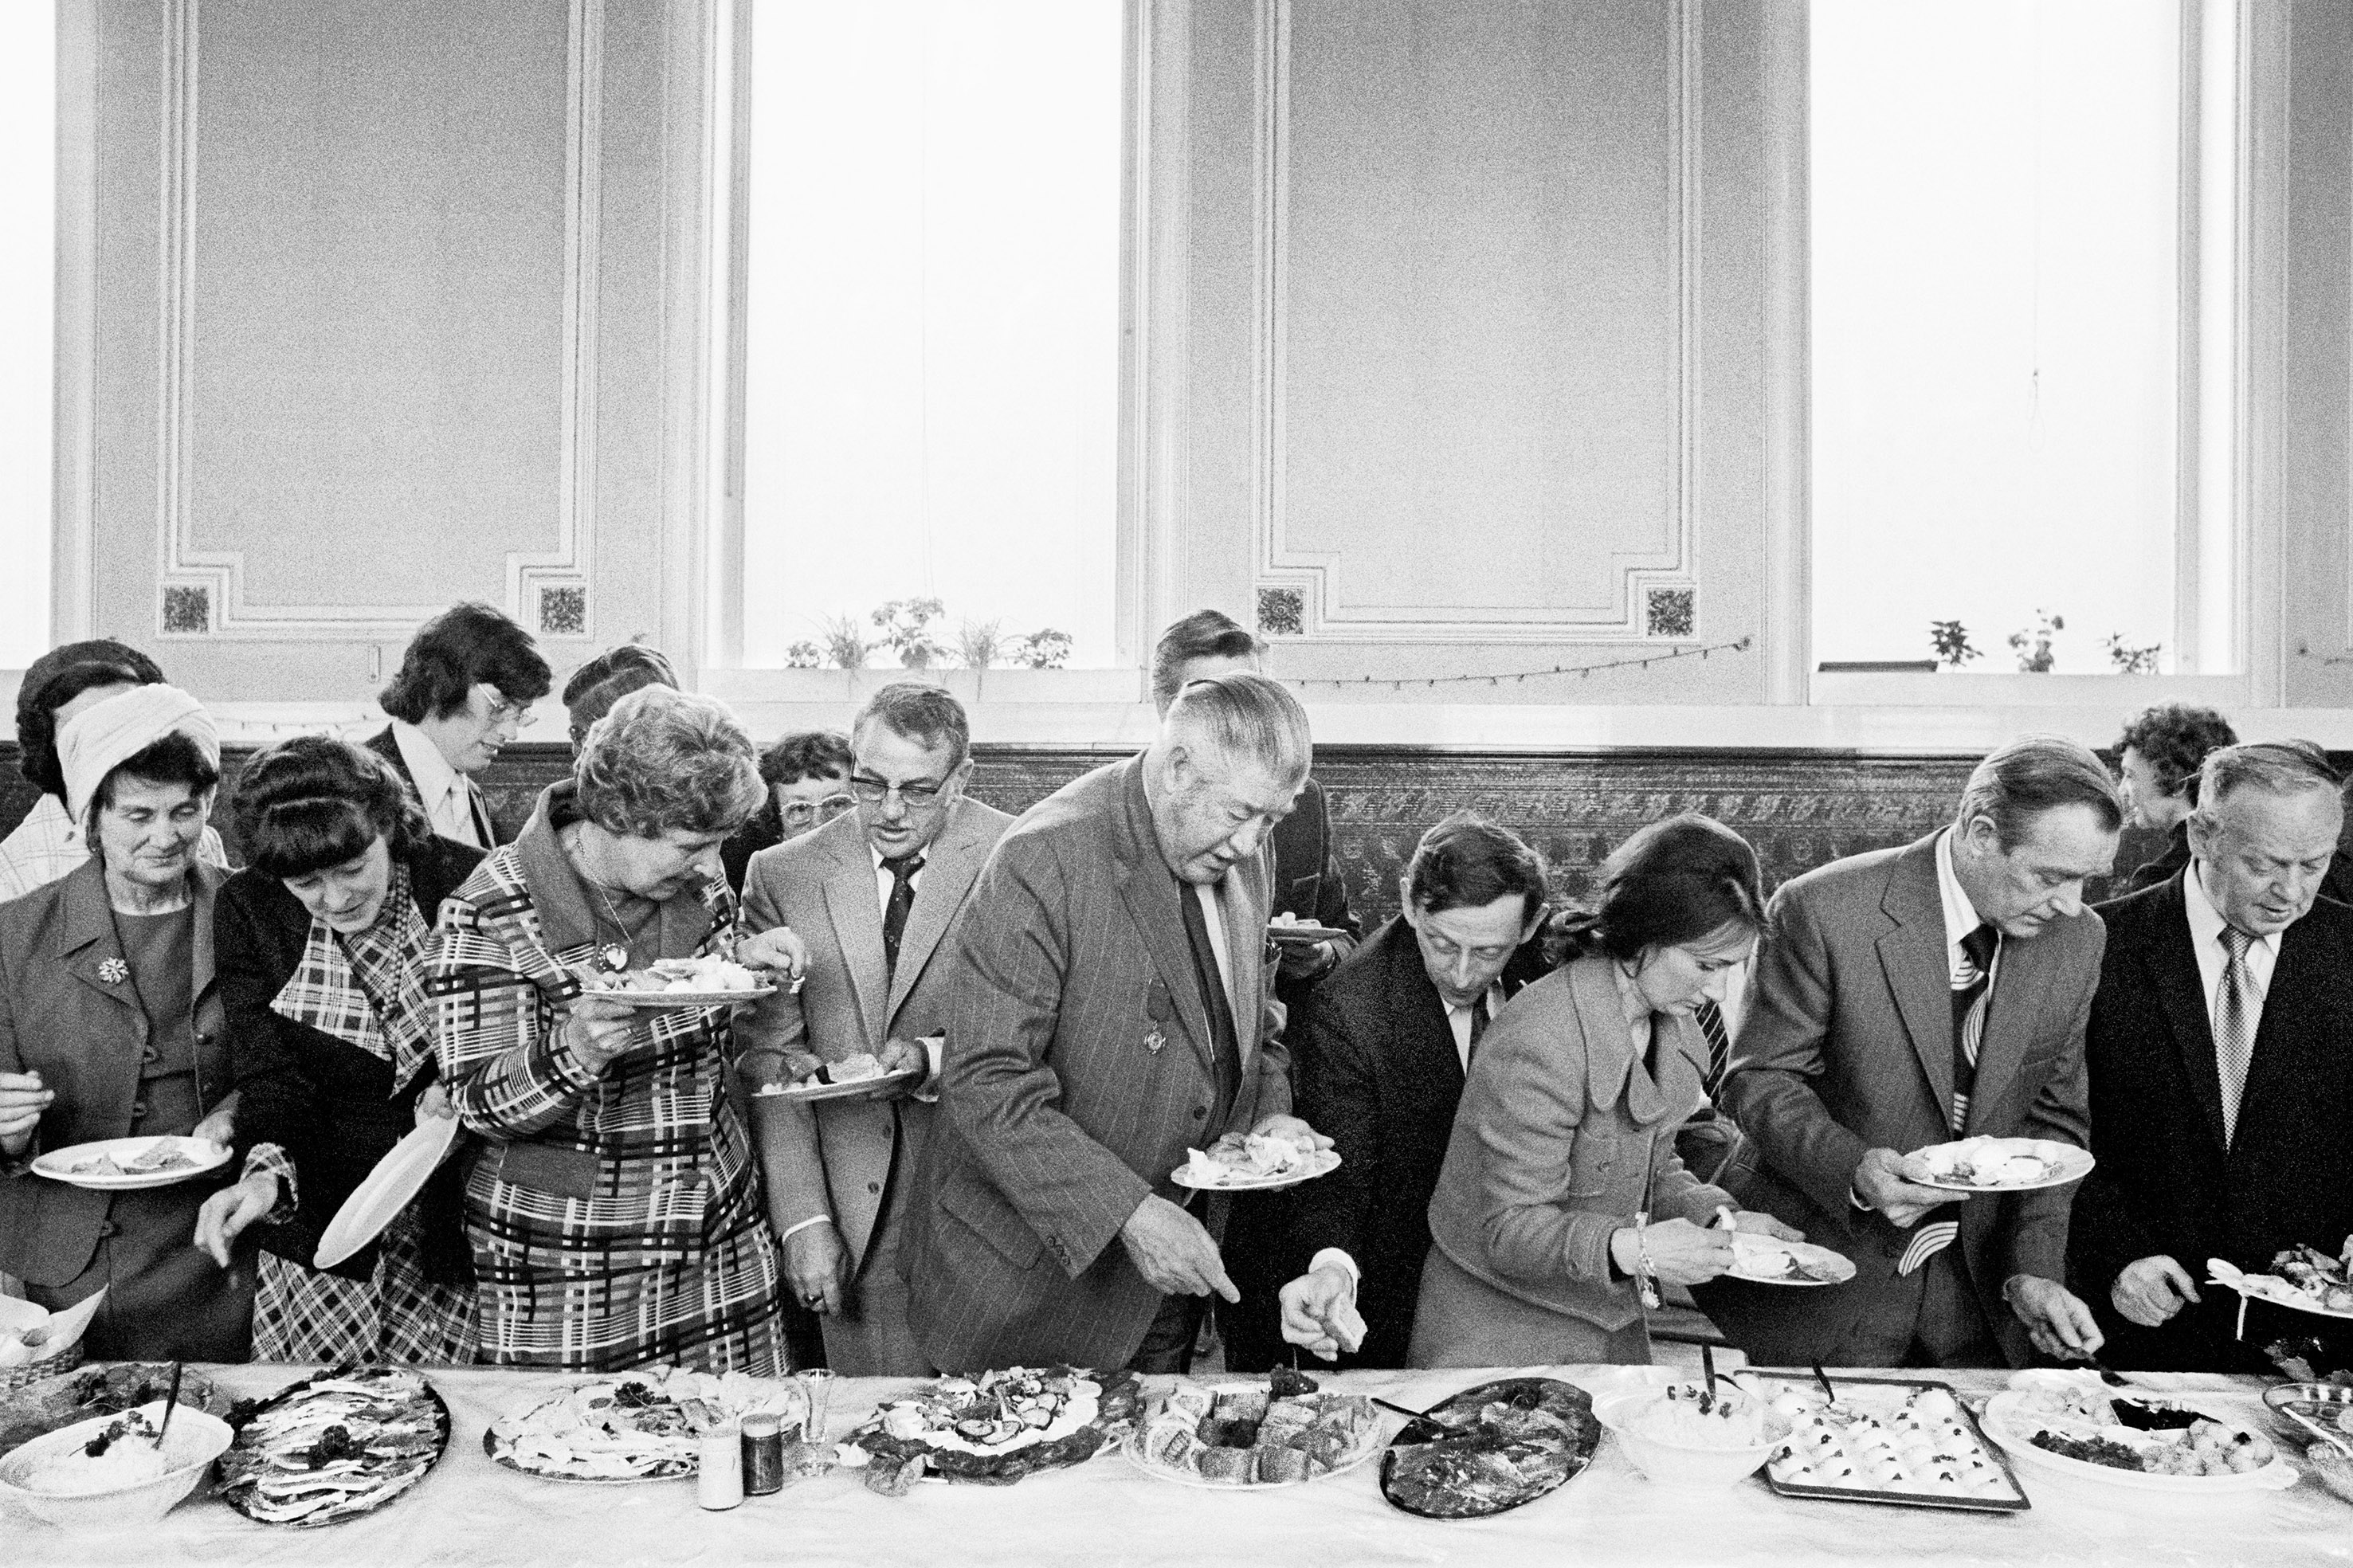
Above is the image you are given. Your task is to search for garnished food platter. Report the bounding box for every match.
[1743,1371,2028,1513]
[31,1135,230,1191]
[844,1366,1141,1492]
[1978,1377,2294,1495]
[1378,1377,1599,1519]
[216,1366,452,1527]
[1727,1234,1857,1287]
[580,956,775,1009]
[2210,1251,2353,1320]
[1908,1137,2093,1194]
[484,1366,802,1484]
[1171,1133,1340,1193]
[1124,1368,1382,1490]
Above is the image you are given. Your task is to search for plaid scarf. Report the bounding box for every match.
[270,861,438,1093]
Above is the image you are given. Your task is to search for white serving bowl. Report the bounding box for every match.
[0,1402,233,1528]
[1594,1387,1790,1490]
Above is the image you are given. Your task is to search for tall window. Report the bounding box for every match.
[739,0,1123,670]
[0,5,56,668]
[1810,0,2194,676]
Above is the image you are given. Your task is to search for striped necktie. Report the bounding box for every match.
[2215,927,2257,1146]
[1899,922,1999,1277]
[1695,998,1732,1100]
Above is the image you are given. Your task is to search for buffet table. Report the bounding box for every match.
[11,1363,2347,1567]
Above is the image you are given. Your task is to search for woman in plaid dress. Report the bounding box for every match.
[425,688,806,1373]
[197,737,482,1363]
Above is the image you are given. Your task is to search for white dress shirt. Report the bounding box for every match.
[1934,828,2002,990]
[873,845,925,911]
[2182,860,2281,1038]
[391,719,483,848]
[1444,982,1507,1072]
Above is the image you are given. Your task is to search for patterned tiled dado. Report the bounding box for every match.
[0,742,2171,923]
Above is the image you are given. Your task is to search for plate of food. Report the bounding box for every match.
[30,1135,230,1192]
[1741,1372,2028,1512]
[1170,1132,1341,1193]
[1908,1136,2093,1194]
[1727,1233,1857,1287]
[484,1366,802,1484]
[0,1362,225,1457]
[1979,1378,2293,1495]
[1378,1377,1600,1519]
[2210,1249,2353,1320]
[1266,919,1349,945]
[215,1366,451,1527]
[1124,1366,1381,1489]
[842,1365,1142,1493]
[580,955,776,1009]
[751,1053,924,1104]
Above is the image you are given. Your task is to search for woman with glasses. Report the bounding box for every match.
[427,685,806,1373]
[720,731,854,895]
[194,736,483,1362]
[367,602,552,849]
[1408,813,1802,1367]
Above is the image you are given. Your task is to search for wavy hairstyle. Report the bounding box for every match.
[1548,812,1763,966]
[232,735,436,880]
[1406,810,1547,919]
[574,686,763,839]
[378,602,552,723]
[1165,670,1310,786]
[15,640,168,800]
[2116,701,2237,807]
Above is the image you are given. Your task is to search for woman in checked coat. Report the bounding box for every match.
[426,687,805,1372]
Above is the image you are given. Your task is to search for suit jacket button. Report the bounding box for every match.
[867,1181,881,1194]
[97,1220,120,1239]
[131,1101,148,1119]
[1191,1106,1206,1121]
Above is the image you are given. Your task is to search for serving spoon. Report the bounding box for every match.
[151,1361,184,1449]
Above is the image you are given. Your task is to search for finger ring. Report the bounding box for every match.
[802,1292,824,1307]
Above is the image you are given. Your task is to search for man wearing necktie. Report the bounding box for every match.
[900,672,1331,1374]
[367,602,551,849]
[2073,740,2353,1371]
[1274,813,1550,1366]
[1712,735,2120,1370]
[738,684,1012,1374]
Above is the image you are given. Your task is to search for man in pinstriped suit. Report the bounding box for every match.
[900,672,1332,1374]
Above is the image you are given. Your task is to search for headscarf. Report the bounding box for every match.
[57,684,220,825]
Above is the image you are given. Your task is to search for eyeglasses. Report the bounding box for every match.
[481,688,535,730]
[780,794,857,829]
[848,775,948,809]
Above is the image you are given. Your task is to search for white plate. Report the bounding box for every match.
[1979,1390,2298,1494]
[1909,1138,2095,1194]
[1727,1233,1857,1287]
[315,1114,461,1270]
[1266,923,1349,945]
[751,1065,924,1105]
[30,1135,230,1191]
[1170,1147,1343,1193]
[2206,1258,2353,1321]
[592,985,775,1009]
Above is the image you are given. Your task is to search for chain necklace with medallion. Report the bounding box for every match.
[563,825,652,974]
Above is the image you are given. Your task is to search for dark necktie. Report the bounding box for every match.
[1177,880,1243,1123]
[881,854,924,979]
[2216,927,2256,1145]
[1464,995,1489,1064]
[1902,920,1999,1278]
[1695,998,1732,1099]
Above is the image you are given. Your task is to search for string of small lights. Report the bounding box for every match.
[1279,636,1753,692]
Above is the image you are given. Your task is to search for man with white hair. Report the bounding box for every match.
[900,672,1331,1373]
[2073,740,2353,1370]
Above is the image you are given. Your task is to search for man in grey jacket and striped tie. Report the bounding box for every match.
[1710,736,2120,1369]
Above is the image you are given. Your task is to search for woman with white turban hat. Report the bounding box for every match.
[0,684,255,1359]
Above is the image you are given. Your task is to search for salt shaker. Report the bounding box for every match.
[698,1417,744,1511]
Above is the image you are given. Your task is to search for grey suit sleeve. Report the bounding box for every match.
[733,857,831,1236]
[940,836,1153,1280]
[1722,884,1870,1217]
[731,855,812,1072]
[2002,923,2101,1284]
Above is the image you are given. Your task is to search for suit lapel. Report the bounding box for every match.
[1109,762,1214,1076]
[1387,928,1463,1091]
[885,801,984,1024]
[2144,879,2229,1152]
[1875,840,1957,1117]
[822,839,890,1049]
[56,858,139,1017]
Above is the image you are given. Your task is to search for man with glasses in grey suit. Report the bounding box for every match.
[902,672,1331,1374]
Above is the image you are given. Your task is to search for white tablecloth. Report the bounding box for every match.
[12,1363,2350,1567]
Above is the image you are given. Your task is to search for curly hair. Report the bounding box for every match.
[233,735,437,880]
[379,602,552,723]
[759,730,852,787]
[575,686,763,839]
[14,640,167,800]
[1550,813,1764,965]
[2116,702,2238,806]
[562,643,678,743]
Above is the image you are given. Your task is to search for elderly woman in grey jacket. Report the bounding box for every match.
[1409,813,1801,1367]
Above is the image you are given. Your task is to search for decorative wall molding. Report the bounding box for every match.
[1250,0,1700,645]
[150,0,602,642]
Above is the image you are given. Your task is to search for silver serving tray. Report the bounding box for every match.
[1743,1370,2030,1515]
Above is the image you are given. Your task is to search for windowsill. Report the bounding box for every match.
[1810,671,2249,707]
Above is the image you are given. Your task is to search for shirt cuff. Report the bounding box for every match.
[778,1214,834,1242]
[1308,1248,1359,1290]
[241,1142,302,1223]
[1850,1186,1874,1213]
[911,1034,946,1104]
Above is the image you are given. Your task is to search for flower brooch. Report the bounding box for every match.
[97,958,128,985]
